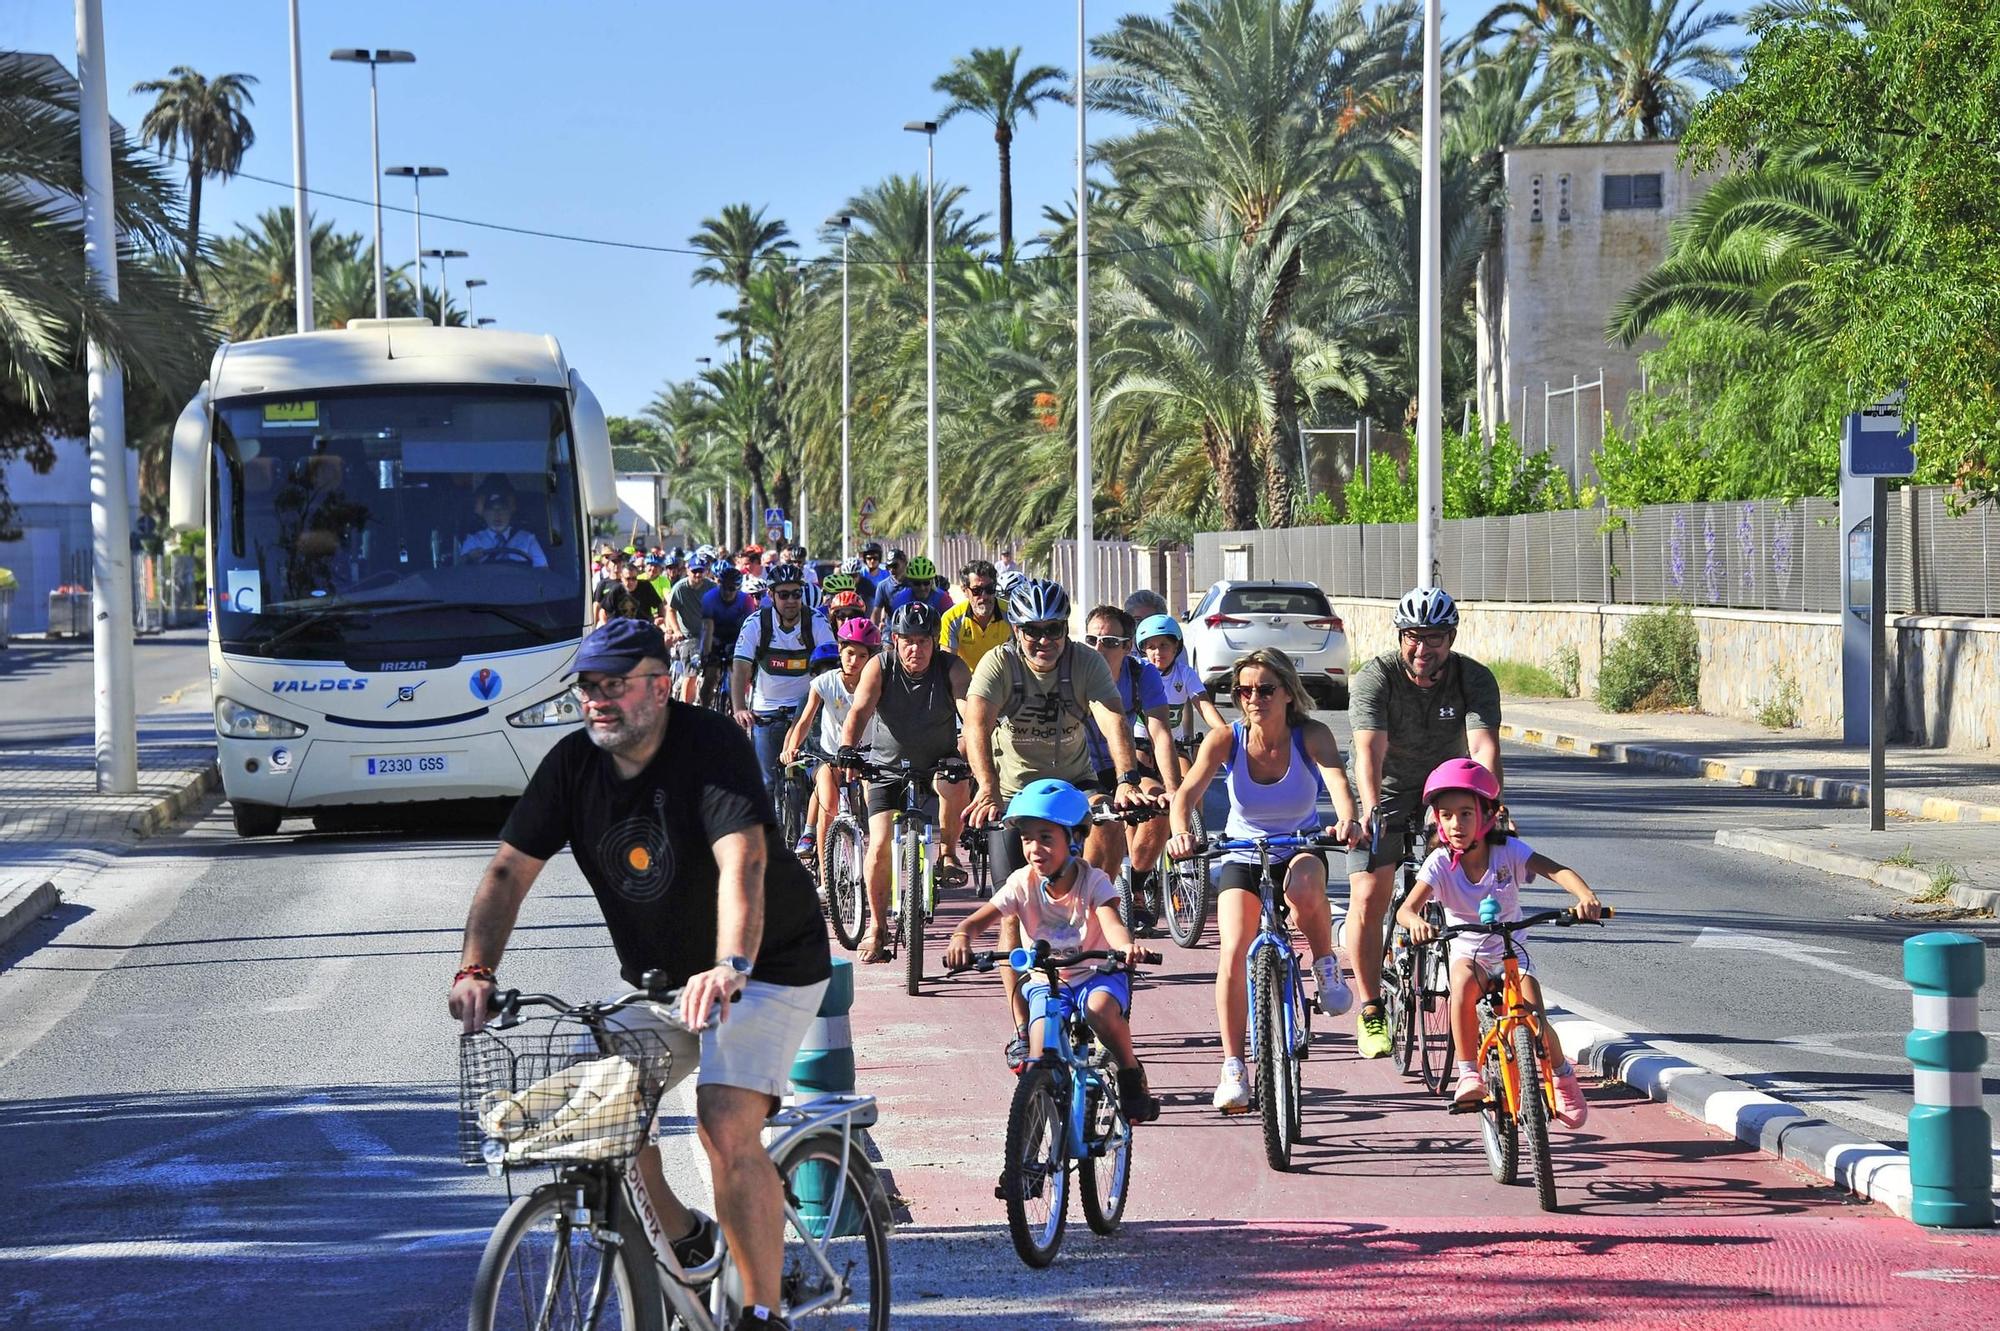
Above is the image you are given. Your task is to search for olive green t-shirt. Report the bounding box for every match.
[970,642,1122,797]
[1348,651,1501,800]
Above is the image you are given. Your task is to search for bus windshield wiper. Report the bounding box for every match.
[254,598,549,655]
[255,602,368,655]
[358,600,549,636]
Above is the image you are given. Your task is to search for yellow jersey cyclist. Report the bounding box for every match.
[939,558,1012,673]
[1345,585,1503,1059]
[1167,648,1361,1113]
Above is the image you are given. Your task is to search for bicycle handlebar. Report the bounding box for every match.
[1176,831,1347,859]
[946,942,1162,976]
[1091,803,1168,826]
[1431,904,1615,944]
[488,974,738,1033]
[839,753,973,785]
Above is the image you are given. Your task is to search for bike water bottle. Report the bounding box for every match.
[1479,895,1501,925]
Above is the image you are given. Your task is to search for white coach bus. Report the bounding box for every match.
[168,319,618,836]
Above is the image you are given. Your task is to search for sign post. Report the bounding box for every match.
[1840,391,1915,831]
[857,497,877,540]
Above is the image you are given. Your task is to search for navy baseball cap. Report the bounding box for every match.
[574,619,668,675]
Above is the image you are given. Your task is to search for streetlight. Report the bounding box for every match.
[1072,2,1094,616]
[464,277,486,325]
[1416,0,1443,589]
[904,119,939,560]
[286,0,312,332]
[476,316,496,327]
[828,214,853,558]
[385,165,447,320]
[329,47,415,320]
[421,248,467,323]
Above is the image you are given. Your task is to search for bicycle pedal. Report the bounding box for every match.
[1447,1099,1491,1115]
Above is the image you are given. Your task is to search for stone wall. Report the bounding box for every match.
[1333,598,1995,752]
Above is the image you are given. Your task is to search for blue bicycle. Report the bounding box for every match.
[1198,831,1338,1171]
[952,940,1159,1268]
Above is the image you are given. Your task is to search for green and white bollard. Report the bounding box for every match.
[1904,932,1993,1228]
[789,958,861,1237]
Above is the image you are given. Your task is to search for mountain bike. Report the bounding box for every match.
[1370,812,1450,1092]
[775,754,814,859]
[1194,831,1338,1171]
[1440,901,1613,1212]
[1160,736,1210,948]
[958,824,995,899]
[821,769,871,952]
[696,648,733,714]
[950,942,1160,1269]
[846,753,972,997]
[459,976,891,1330]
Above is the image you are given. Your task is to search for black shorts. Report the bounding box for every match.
[1217,850,1326,895]
[864,765,967,820]
[986,778,1105,876]
[1093,754,1162,792]
[1348,791,1424,875]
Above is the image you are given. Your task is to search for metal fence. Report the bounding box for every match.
[878,533,1195,610]
[1192,486,1998,616]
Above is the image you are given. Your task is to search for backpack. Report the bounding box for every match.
[995,641,1090,726]
[753,605,817,673]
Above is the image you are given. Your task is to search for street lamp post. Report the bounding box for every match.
[464,277,486,326]
[420,248,467,323]
[1415,0,1443,589]
[329,48,415,320]
[287,0,312,332]
[903,120,939,560]
[828,215,853,558]
[385,165,447,321]
[1073,0,1094,616]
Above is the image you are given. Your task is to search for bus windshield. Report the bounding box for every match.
[211,387,585,661]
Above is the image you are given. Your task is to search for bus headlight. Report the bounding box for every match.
[506,690,583,728]
[215,696,308,739]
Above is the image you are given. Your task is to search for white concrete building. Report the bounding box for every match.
[1475,140,1722,482]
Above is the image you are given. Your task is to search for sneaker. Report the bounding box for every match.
[1355,1003,1392,1058]
[671,1211,719,1279]
[1212,1057,1251,1113]
[1552,1063,1589,1128]
[733,1310,791,1331]
[1313,954,1353,1017]
[793,831,816,857]
[1452,1070,1486,1108]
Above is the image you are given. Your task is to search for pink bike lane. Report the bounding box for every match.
[843,897,2000,1329]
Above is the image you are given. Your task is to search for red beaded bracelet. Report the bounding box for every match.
[454,964,496,985]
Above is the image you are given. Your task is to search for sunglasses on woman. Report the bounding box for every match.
[1232,682,1281,700]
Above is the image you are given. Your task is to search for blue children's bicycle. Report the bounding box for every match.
[952,940,1160,1268]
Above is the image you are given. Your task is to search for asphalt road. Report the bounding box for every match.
[0,626,212,747]
[0,703,1994,1327]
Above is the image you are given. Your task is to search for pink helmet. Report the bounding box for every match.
[1422,758,1500,808]
[836,617,882,648]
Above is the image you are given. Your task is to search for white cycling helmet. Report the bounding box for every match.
[1393,585,1459,631]
[1007,577,1072,625]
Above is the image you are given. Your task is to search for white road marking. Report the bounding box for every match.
[1691,926,1908,993]
[1894,1268,2000,1284]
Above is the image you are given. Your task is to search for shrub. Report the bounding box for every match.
[1597,604,1699,712]
[1755,668,1803,730]
[1551,644,1581,698]
[1488,658,1567,698]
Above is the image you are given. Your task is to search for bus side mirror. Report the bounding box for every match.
[168,386,210,534]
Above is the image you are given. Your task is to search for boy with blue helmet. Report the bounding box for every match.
[943,779,1160,1125]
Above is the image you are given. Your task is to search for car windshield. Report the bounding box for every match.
[1219,586,1331,617]
[211,387,585,660]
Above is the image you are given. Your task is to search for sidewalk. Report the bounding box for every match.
[1498,695,2000,822]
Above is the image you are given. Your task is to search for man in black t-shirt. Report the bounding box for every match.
[451,618,829,1330]
[595,560,665,627]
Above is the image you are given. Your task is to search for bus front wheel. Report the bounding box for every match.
[231,800,284,837]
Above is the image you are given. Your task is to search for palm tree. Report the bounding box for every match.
[131,65,258,288]
[688,204,795,361]
[933,46,1069,261]
[1550,0,1740,139]
[206,206,359,339]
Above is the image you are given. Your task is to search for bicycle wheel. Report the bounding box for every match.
[1078,1061,1131,1236]
[1478,1010,1518,1185]
[901,827,923,996]
[468,1179,662,1331]
[764,1133,893,1330]
[1418,922,1455,1096]
[1002,1062,1071,1268]
[1165,810,1209,949]
[1513,1021,1559,1212]
[825,819,867,952]
[779,772,809,854]
[1252,949,1295,1172]
[1385,938,1412,1074]
[1286,965,1309,1144]
[1115,862,1136,933]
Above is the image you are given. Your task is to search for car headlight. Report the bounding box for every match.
[215,696,307,739]
[507,690,584,728]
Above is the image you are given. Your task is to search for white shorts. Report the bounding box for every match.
[601,977,830,1101]
[1449,933,1534,979]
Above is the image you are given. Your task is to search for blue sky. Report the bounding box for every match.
[6,1,1480,416]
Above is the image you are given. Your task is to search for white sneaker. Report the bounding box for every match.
[1212,1057,1251,1113]
[1314,954,1353,1017]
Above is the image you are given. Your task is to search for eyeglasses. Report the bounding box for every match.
[1400,629,1450,650]
[771,588,803,600]
[1232,682,1281,700]
[1084,634,1130,649]
[571,671,669,701]
[966,583,996,596]
[1018,621,1068,641]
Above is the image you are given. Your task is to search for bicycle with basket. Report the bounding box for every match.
[459,974,891,1330]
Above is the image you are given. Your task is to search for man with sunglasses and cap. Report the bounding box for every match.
[450,618,830,1331]
[457,474,548,567]
[731,563,822,807]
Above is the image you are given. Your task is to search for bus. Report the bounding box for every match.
[167,319,618,836]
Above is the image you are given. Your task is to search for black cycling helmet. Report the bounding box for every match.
[861,541,883,557]
[766,562,805,587]
[888,601,942,638]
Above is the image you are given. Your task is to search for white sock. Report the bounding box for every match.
[1455,1060,1478,1075]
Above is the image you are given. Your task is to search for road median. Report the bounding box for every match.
[1714,825,2000,913]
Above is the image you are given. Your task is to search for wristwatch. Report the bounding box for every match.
[1117,769,1145,788]
[717,954,753,978]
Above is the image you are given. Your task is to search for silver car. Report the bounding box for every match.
[1184,580,1352,709]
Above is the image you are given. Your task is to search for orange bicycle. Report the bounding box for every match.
[1438,901,1613,1211]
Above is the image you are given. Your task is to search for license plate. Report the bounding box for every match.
[356,754,452,778]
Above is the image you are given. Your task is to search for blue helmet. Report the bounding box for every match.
[1003,779,1093,830]
[1135,613,1182,648]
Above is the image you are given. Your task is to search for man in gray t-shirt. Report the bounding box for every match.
[1343,586,1502,1058]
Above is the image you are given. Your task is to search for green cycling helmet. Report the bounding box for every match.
[906,554,937,581]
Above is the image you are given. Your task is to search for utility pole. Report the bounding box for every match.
[1073,0,1095,615]
[76,0,136,793]
[1415,0,1443,589]
[287,0,313,331]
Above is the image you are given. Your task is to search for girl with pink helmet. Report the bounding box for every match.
[781,615,883,868]
[1395,757,1605,1125]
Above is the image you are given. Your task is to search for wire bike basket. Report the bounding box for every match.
[458,1016,675,1168]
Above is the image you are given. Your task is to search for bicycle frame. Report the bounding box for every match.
[1210,835,1316,1067]
[1012,948,1121,1165]
[1470,940,1552,1122]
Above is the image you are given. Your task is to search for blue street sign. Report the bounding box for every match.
[1845,392,1916,478]
[764,506,786,526]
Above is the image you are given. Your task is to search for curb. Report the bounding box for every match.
[1498,722,2000,825]
[1714,827,2000,913]
[0,880,60,952]
[1543,1007,1946,1221]
[129,760,222,837]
